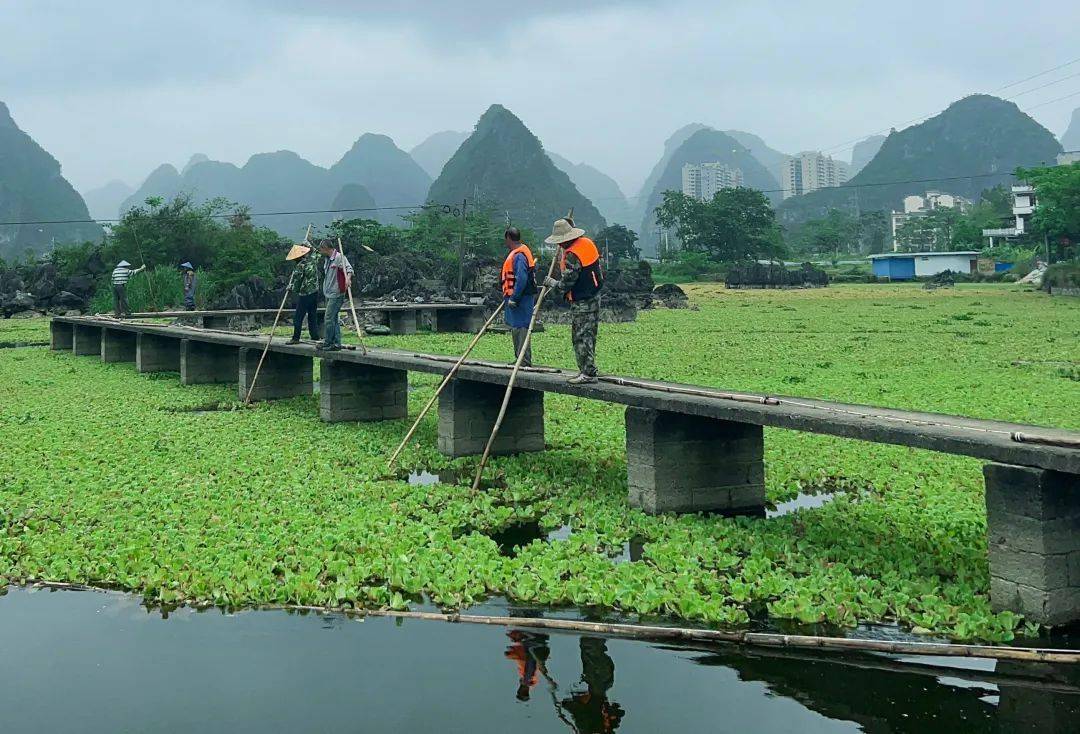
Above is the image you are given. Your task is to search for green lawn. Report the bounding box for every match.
[0,317,50,347]
[1,284,1077,640]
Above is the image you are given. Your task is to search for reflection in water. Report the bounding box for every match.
[2,587,1080,733]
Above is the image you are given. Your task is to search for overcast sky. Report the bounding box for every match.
[4,0,1079,199]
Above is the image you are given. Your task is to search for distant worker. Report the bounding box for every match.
[284,243,320,344]
[316,238,353,352]
[500,226,538,367]
[111,259,145,318]
[542,217,604,384]
[180,262,197,311]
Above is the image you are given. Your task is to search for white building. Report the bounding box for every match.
[890,191,972,251]
[681,162,744,201]
[869,251,979,280]
[781,152,850,199]
[1056,151,1080,165]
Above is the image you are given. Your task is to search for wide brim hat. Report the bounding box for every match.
[544,218,585,245]
[116,260,131,268]
[285,244,311,261]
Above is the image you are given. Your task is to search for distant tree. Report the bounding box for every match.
[793,209,859,257]
[594,224,639,267]
[325,218,403,256]
[655,188,785,262]
[895,207,964,252]
[857,211,890,254]
[1017,163,1080,260]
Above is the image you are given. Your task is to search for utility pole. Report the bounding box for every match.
[457,198,467,292]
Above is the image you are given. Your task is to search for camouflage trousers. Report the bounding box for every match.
[570,296,599,377]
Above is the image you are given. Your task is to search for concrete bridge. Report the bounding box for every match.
[49,315,1080,626]
[126,303,486,334]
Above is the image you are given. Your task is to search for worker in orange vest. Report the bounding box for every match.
[543,217,604,384]
[500,227,538,367]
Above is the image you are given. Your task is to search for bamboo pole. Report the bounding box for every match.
[471,255,560,490]
[339,238,368,356]
[387,301,506,469]
[242,270,296,405]
[599,376,780,405]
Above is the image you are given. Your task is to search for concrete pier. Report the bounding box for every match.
[625,408,765,514]
[136,333,182,373]
[437,380,545,457]
[985,463,1080,626]
[436,309,485,333]
[50,321,73,351]
[319,360,408,422]
[180,339,237,385]
[100,328,136,363]
[238,347,313,402]
[72,324,101,356]
[388,310,418,335]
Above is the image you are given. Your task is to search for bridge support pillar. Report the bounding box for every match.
[438,380,545,457]
[72,324,101,356]
[625,408,765,515]
[388,310,418,335]
[436,308,484,333]
[238,348,313,402]
[50,321,74,351]
[180,339,237,385]
[101,328,136,363]
[137,333,181,373]
[985,463,1080,626]
[319,360,407,422]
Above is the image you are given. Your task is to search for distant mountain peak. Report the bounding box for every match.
[0,101,14,128]
[1062,106,1080,151]
[410,131,469,179]
[181,153,209,175]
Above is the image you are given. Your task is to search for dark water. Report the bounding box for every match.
[3,588,1080,733]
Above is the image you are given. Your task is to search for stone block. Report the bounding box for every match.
[100,328,136,363]
[387,310,418,335]
[238,347,313,402]
[625,407,765,515]
[319,360,407,422]
[180,339,238,385]
[72,324,101,356]
[137,333,181,373]
[50,321,74,351]
[437,379,544,457]
[985,462,1080,625]
[436,308,484,333]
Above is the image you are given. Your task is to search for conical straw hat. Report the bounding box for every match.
[544,218,585,245]
[285,244,311,261]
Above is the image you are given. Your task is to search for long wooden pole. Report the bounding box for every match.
[243,270,295,405]
[471,254,560,490]
[387,301,506,469]
[339,238,368,356]
[243,225,311,405]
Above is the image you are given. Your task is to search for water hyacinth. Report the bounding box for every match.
[0,283,1077,641]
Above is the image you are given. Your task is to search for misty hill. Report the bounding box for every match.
[0,102,102,259]
[123,134,431,235]
[547,152,630,227]
[1063,107,1080,151]
[850,135,886,175]
[328,133,432,222]
[330,183,376,213]
[777,95,1063,225]
[725,130,790,183]
[82,180,133,221]
[633,123,710,227]
[427,104,606,237]
[410,131,468,179]
[638,128,781,256]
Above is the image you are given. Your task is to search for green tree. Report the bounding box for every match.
[793,209,859,257]
[894,207,964,252]
[1017,162,1080,261]
[594,224,639,266]
[655,188,785,262]
[857,211,890,254]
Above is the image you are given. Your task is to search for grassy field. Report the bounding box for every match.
[1,284,1077,640]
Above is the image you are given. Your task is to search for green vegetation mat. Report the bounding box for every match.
[2,284,1077,640]
[0,318,50,347]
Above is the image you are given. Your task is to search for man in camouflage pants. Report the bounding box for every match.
[543,217,604,385]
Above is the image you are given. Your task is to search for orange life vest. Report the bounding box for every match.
[501,243,537,298]
[559,237,603,302]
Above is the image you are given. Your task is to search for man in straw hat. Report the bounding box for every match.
[110,259,145,318]
[542,216,604,385]
[285,242,320,344]
[179,262,197,311]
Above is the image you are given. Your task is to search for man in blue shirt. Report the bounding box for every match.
[500,227,537,367]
